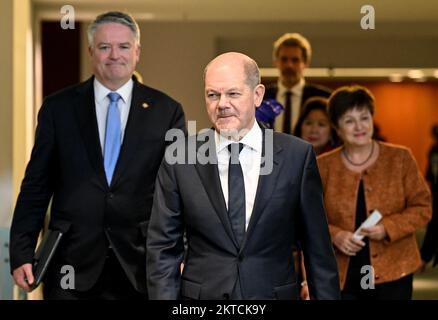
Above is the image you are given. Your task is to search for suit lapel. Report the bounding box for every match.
[75,77,108,189]
[301,85,315,113]
[194,130,239,249]
[242,130,282,250]
[109,80,148,187]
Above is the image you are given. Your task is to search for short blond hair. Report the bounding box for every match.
[272,33,312,63]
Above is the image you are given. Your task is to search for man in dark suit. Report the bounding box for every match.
[264,33,331,133]
[146,52,340,299]
[10,11,185,299]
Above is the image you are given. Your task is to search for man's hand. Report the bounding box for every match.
[12,263,35,292]
[333,230,366,256]
[300,281,310,300]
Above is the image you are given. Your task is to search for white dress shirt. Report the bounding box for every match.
[215,120,262,230]
[94,78,133,153]
[274,78,305,133]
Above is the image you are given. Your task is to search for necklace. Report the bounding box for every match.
[343,141,375,166]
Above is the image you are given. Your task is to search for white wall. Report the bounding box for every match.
[0,0,34,228]
[0,0,13,228]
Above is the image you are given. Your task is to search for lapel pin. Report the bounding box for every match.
[142,102,149,109]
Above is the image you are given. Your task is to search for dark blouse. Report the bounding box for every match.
[344,179,371,289]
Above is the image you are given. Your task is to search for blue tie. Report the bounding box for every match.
[104,92,121,185]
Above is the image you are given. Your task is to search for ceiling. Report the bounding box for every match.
[33,0,438,22]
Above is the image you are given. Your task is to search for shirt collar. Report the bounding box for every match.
[94,78,133,104]
[214,120,262,154]
[277,77,305,97]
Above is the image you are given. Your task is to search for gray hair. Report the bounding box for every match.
[243,57,261,89]
[87,11,140,47]
[203,53,261,89]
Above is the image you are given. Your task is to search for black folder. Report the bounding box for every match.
[30,229,63,289]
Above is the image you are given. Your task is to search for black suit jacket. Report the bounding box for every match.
[147,128,340,299]
[421,144,438,265]
[10,76,186,293]
[264,82,331,127]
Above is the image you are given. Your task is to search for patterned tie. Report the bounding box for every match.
[227,143,245,246]
[104,92,122,185]
[283,91,292,134]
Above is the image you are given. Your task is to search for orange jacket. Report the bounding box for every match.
[317,142,431,289]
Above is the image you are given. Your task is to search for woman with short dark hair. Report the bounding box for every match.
[317,85,431,300]
[294,97,339,155]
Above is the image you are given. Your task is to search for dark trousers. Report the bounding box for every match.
[43,249,147,300]
[342,273,413,300]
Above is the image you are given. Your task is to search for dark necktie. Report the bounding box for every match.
[283,91,292,134]
[227,143,245,246]
[104,92,122,185]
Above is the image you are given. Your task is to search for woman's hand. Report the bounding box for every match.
[360,224,387,241]
[333,230,366,256]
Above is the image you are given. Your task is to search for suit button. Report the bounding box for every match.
[107,193,114,199]
[238,254,244,262]
[222,293,230,300]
